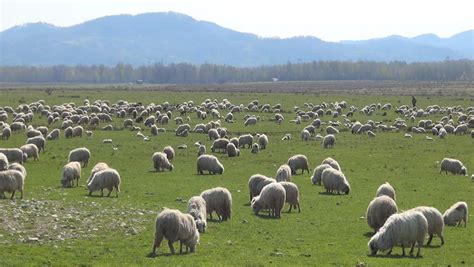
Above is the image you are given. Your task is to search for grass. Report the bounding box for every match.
[0,85,473,266]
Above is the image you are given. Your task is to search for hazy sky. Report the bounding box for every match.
[1,0,473,41]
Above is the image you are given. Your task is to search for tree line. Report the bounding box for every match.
[0,60,472,84]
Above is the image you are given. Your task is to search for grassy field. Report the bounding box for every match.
[0,85,473,266]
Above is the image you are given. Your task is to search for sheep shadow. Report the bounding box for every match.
[318,192,347,196]
[368,253,423,259]
[424,244,443,249]
[255,213,281,220]
[147,252,192,258]
[363,232,375,238]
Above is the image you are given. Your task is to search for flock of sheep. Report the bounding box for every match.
[0,96,472,259]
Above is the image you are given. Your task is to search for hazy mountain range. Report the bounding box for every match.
[1,12,472,66]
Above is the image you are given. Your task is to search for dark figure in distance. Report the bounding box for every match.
[412,96,417,107]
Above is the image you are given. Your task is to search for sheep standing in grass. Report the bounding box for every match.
[26,136,45,153]
[61,161,81,188]
[238,134,253,148]
[72,126,83,137]
[251,182,286,218]
[443,201,468,227]
[258,134,268,149]
[311,164,333,185]
[321,168,350,194]
[251,143,259,154]
[278,181,301,213]
[87,162,109,182]
[287,154,310,175]
[375,182,396,201]
[152,152,174,172]
[1,127,11,140]
[64,126,73,138]
[226,143,240,157]
[186,196,207,233]
[68,147,91,167]
[301,129,310,141]
[20,144,39,162]
[197,155,224,175]
[0,169,25,199]
[275,164,292,182]
[0,148,24,164]
[211,138,229,153]
[151,208,200,256]
[366,195,398,232]
[87,168,121,197]
[46,129,60,140]
[368,210,428,257]
[200,187,232,221]
[248,174,276,202]
[439,158,467,176]
[322,134,336,148]
[0,153,9,171]
[321,157,341,171]
[197,144,206,157]
[163,146,175,161]
[408,206,445,245]
[8,163,27,177]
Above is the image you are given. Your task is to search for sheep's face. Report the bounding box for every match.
[87,182,98,192]
[169,164,174,171]
[217,166,224,174]
[342,184,351,195]
[196,219,206,233]
[251,198,262,214]
[60,178,70,188]
[368,239,378,255]
[460,167,467,176]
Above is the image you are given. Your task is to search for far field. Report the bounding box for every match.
[0,82,473,266]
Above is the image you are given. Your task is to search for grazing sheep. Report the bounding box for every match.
[278,181,301,213]
[321,168,350,194]
[197,144,206,157]
[251,182,286,218]
[439,158,467,176]
[443,201,468,227]
[368,210,428,257]
[226,143,240,157]
[163,146,175,160]
[87,168,121,197]
[0,148,24,164]
[102,124,113,131]
[258,134,268,149]
[26,136,45,153]
[248,174,276,202]
[244,117,257,126]
[367,130,376,138]
[200,187,232,221]
[61,161,81,188]
[68,147,91,167]
[326,126,339,134]
[152,152,174,172]
[321,157,341,171]
[238,134,253,148]
[408,206,445,245]
[196,155,224,175]
[72,126,83,138]
[366,195,398,232]
[287,154,310,175]
[20,144,39,162]
[211,138,229,153]
[151,208,200,256]
[322,134,336,148]
[208,129,220,140]
[87,162,109,182]
[310,164,333,185]
[186,196,207,233]
[8,163,27,177]
[229,137,239,148]
[375,182,396,201]
[301,129,311,141]
[26,128,42,138]
[0,169,25,199]
[1,127,11,140]
[0,153,9,171]
[64,126,73,138]
[275,164,292,182]
[46,129,60,140]
[251,143,259,154]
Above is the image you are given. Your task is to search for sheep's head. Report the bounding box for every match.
[169,164,174,171]
[368,238,378,255]
[60,178,70,188]
[460,167,467,176]
[342,183,351,195]
[217,165,224,174]
[251,196,262,214]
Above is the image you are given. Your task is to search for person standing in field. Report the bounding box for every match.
[412,96,417,107]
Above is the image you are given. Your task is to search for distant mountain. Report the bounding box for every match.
[0,12,472,66]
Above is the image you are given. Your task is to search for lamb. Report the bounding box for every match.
[226,143,240,157]
[287,154,310,175]
[0,169,25,199]
[408,206,445,245]
[275,164,292,182]
[310,164,333,185]
[439,158,467,176]
[375,182,396,201]
[366,195,398,232]
[200,187,232,221]
[251,143,259,154]
[258,134,268,149]
[321,157,341,171]
[26,136,45,153]
[186,196,207,233]
[87,162,109,182]
[20,144,39,162]
[151,208,200,256]
[152,152,174,172]
[238,134,253,148]
[61,161,81,188]
[248,174,276,201]
[196,155,224,175]
[251,182,286,218]
[46,129,60,140]
[0,148,24,164]
[0,153,9,171]
[197,144,206,157]
[162,146,175,160]
[68,147,91,167]
[87,168,121,197]
[443,201,468,227]
[322,134,336,148]
[368,210,428,257]
[321,168,350,194]
[278,181,301,213]
[8,163,27,177]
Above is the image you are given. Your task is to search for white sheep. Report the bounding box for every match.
[152,152,174,172]
[310,164,333,185]
[321,168,350,194]
[244,117,257,126]
[226,143,240,157]
[87,168,121,197]
[439,158,467,176]
[408,206,445,245]
[375,182,396,201]
[72,126,84,137]
[186,196,207,233]
[251,143,260,154]
[301,129,310,141]
[200,187,232,221]
[163,146,175,160]
[196,155,224,175]
[322,134,336,148]
[20,144,39,162]
[64,126,73,138]
[258,134,268,149]
[8,163,27,177]
[321,157,341,171]
[151,208,200,256]
[87,162,109,182]
[0,169,25,199]
[368,210,428,257]
[26,136,45,153]
[0,148,24,164]
[366,195,398,232]
[287,154,310,175]
[251,182,286,218]
[61,161,81,188]
[238,134,253,148]
[443,201,468,227]
[248,174,276,202]
[325,126,339,134]
[367,130,376,138]
[197,144,206,157]
[211,138,229,153]
[0,153,8,171]
[278,181,301,213]
[68,147,91,167]
[1,127,11,140]
[46,128,60,140]
[275,164,292,182]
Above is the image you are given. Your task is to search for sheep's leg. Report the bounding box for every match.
[416,241,422,257]
[100,189,104,197]
[107,188,112,197]
[168,240,175,254]
[288,204,292,213]
[179,241,183,254]
[217,213,222,221]
[409,243,415,256]
[386,249,392,255]
[426,234,433,246]
[297,203,301,213]
[20,190,23,199]
[440,234,445,245]
[10,190,15,200]
[115,186,119,197]
[209,213,213,221]
[464,219,467,227]
[401,245,406,256]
